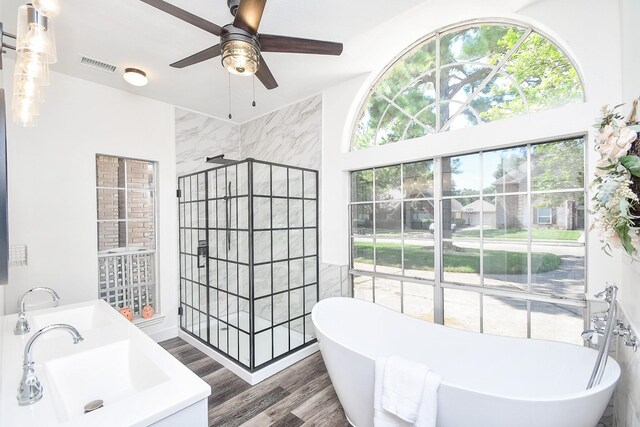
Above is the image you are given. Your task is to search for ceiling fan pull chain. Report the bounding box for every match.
[252,75,256,107]
[228,72,233,120]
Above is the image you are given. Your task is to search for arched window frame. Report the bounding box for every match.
[351,18,586,151]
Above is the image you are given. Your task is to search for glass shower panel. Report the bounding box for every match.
[178,159,319,372]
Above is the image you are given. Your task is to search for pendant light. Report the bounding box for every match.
[11,1,59,127]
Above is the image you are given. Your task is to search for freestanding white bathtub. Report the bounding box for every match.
[312,297,620,427]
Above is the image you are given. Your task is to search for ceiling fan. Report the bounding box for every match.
[140,0,344,90]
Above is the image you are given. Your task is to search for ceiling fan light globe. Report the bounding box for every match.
[222,40,259,76]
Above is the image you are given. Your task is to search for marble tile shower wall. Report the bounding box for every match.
[175,96,348,325]
[175,107,241,176]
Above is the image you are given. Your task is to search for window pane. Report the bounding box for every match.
[98,221,125,251]
[442,241,481,286]
[440,25,525,66]
[351,170,374,202]
[352,204,373,236]
[485,195,528,240]
[374,278,401,312]
[483,243,528,292]
[126,159,155,189]
[375,202,401,237]
[404,200,434,235]
[127,191,154,221]
[378,39,436,99]
[442,153,481,197]
[531,244,584,299]
[352,238,374,272]
[483,146,528,194]
[444,288,480,332]
[531,139,584,191]
[504,33,584,112]
[375,165,401,200]
[97,189,123,220]
[353,92,387,151]
[128,221,155,249]
[375,238,402,276]
[483,295,527,338]
[531,302,583,345]
[96,155,124,188]
[353,275,373,302]
[531,192,585,241]
[403,282,434,322]
[403,160,434,198]
[442,197,475,240]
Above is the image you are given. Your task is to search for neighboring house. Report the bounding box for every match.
[491,163,584,230]
[461,199,497,227]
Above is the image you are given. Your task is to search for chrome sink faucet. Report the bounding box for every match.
[17,324,84,405]
[14,287,61,335]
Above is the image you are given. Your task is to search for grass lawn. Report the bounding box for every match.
[454,228,581,241]
[354,242,562,274]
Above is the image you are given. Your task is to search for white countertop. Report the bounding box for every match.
[0,300,211,427]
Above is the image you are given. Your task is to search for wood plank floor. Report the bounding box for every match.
[159,337,350,427]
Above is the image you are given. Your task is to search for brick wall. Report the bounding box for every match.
[96,156,155,251]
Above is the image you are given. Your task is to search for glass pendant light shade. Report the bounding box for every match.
[13,74,43,102]
[14,52,50,86]
[32,0,61,17]
[16,4,57,64]
[221,40,259,76]
[12,92,40,127]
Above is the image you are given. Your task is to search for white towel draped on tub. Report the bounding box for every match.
[374,356,442,427]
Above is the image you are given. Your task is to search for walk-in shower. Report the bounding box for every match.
[178,159,319,372]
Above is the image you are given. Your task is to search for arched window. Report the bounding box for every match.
[352,21,584,150]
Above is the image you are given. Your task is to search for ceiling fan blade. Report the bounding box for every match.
[259,34,343,56]
[256,55,278,90]
[140,0,222,36]
[233,0,267,35]
[170,45,222,68]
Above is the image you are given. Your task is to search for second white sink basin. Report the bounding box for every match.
[31,300,116,334]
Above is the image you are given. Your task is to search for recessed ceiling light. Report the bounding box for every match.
[123,68,148,87]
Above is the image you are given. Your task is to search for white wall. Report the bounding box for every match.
[2,61,179,341]
[321,0,624,297]
[615,1,640,425]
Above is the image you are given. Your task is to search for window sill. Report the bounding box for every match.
[133,314,165,329]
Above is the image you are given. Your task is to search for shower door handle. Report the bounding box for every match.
[197,240,208,268]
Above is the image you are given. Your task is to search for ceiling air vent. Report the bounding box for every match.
[80,56,117,73]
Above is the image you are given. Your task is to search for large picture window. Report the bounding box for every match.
[350,137,586,344]
[96,155,158,319]
[353,21,584,150]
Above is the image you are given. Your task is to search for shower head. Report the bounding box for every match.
[206,154,238,165]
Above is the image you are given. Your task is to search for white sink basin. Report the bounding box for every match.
[31,301,115,334]
[44,340,169,423]
[1,299,211,426]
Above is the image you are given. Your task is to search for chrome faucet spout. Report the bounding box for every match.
[14,287,61,335]
[17,324,83,405]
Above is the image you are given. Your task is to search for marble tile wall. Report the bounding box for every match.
[175,107,241,177]
[240,95,322,170]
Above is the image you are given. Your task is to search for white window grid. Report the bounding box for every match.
[349,137,588,339]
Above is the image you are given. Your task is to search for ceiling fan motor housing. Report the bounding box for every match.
[221,24,261,75]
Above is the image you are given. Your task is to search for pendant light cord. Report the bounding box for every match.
[252,75,256,107]
[228,72,232,120]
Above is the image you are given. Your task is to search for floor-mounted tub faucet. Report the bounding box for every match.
[14,287,60,335]
[17,324,84,405]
